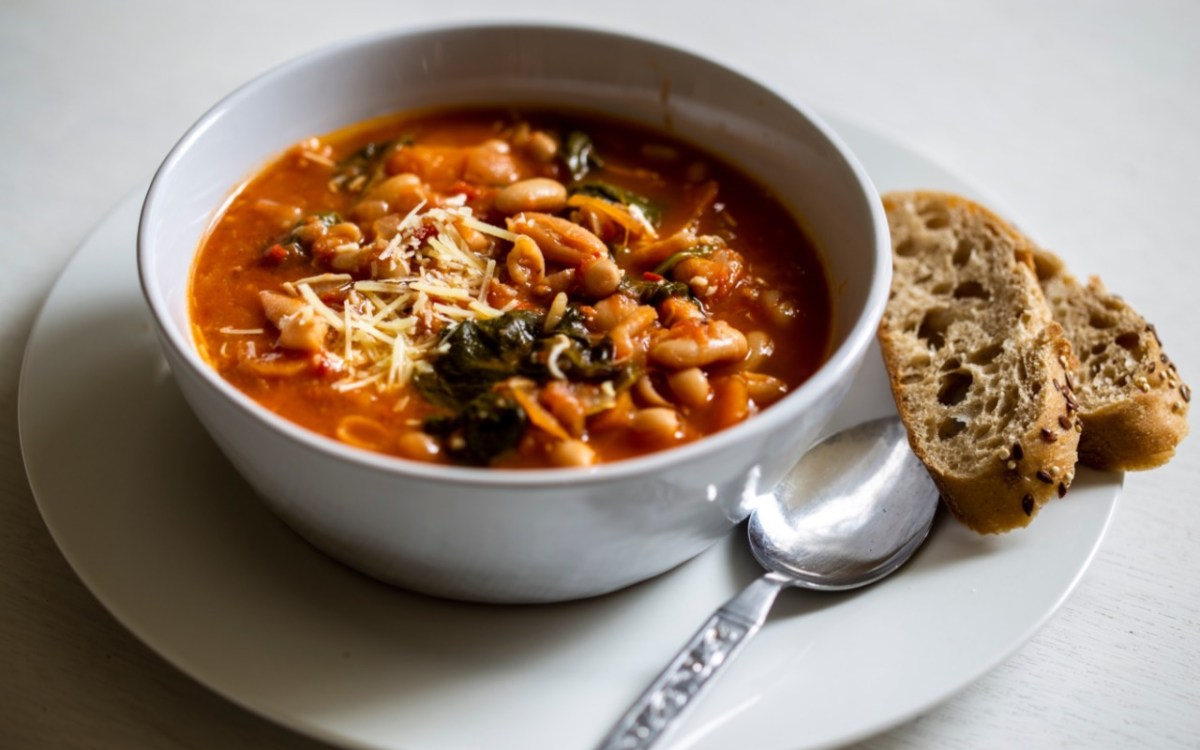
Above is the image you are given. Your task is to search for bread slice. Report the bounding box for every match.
[878,191,1081,534]
[1031,250,1189,470]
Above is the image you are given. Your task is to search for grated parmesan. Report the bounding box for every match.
[545,334,572,380]
[275,204,511,392]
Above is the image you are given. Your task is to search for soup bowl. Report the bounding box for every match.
[138,23,890,603]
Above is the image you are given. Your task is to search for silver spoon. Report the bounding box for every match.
[597,416,939,750]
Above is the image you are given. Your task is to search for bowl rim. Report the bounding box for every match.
[137,20,892,490]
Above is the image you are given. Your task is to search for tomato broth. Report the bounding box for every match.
[190,107,832,467]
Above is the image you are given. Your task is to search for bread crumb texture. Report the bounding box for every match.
[1032,249,1189,470]
[879,191,1081,534]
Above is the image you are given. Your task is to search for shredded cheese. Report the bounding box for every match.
[478,258,496,303]
[544,292,568,332]
[545,334,572,380]
[295,284,345,330]
[409,281,472,300]
[292,272,353,287]
[458,213,520,243]
[270,204,515,392]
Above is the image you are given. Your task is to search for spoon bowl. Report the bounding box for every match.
[597,416,939,750]
[749,417,938,590]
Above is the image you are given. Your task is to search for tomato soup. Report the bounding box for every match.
[190,107,832,467]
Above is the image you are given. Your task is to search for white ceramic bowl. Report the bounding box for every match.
[138,23,890,603]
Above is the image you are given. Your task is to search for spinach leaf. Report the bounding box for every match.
[415,308,637,464]
[563,131,604,181]
[551,305,591,340]
[416,307,629,408]
[538,306,629,382]
[619,276,692,306]
[310,211,343,228]
[332,139,404,194]
[550,337,633,384]
[652,243,718,276]
[263,211,345,261]
[570,181,662,228]
[283,210,342,242]
[423,391,527,465]
[459,392,526,463]
[414,310,543,409]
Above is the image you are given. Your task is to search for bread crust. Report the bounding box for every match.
[1031,253,1189,470]
[878,191,1081,534]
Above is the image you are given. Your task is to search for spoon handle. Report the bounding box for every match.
[596,573,788,750]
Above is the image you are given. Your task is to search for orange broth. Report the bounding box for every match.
[190,107,832,467]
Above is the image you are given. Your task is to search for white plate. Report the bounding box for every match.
[19,116,1120,750]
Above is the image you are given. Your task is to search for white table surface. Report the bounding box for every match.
[3,1,1198,748]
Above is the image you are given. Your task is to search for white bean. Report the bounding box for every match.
[396,431,441,462]
[527,131,559,162]
[548,439,597,467]
[370,173,425,211]
[740,330,774,371]
[634,375,672,408]
[494,178,568,215]
[631,407,680,443]
[580,256,623,299]
[259,290,327,353]
[592,294,638,331]
[253,199,302,229]
[349,198,390,223]
[668,367,711,408]
[761,289,798,328]
[465,140,519,185]
[649,320,748,369]
[743,372,788,406]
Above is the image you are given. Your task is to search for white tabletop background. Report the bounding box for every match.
[3,1,1198,748]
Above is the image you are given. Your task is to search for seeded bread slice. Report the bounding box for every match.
[878,191,1081,534]
[1031,250,1190,470]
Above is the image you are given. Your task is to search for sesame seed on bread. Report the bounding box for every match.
[1030,249,1189,470]
[878,191,1081,534]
